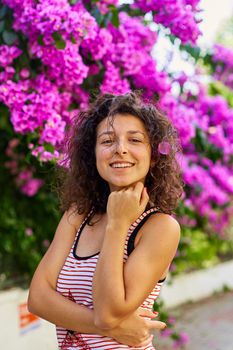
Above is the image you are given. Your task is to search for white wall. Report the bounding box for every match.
[0,288,57,350]
[160,260,233,309]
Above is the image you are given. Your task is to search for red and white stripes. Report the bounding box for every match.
[56,208,163,350]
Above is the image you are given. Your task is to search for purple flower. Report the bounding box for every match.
[212,44,233,89]
[173,331,189,348]
[25,228,33,236]
[20,178,44,196]
[133,0,202,44]
[100,61,130,94]
[96,0,119,14]
[158,141,171,155]
[0,45,22,67]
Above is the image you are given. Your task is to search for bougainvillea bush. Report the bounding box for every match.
[0,1,233,348]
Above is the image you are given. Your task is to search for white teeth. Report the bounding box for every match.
[111,163,134,168]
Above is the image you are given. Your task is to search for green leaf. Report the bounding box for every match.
[202,53,213,67]
[44,143,55,153]
[55,39,66,50]
[102,12,112,27]
[0,5,8,20]
[208,81,233,108]
[194,127,208,153]
[52,31,61,41]
[52,31,66,50]
[70,34,76,44]
[168,34,176,45]
[110,6,119,28]
[119,4,141,17]
[37,34,44,46]
[180,43,201,61]
[2,30,18,45]
[0,103,10,130]
[91,7,103,26]
[0,20,5,33]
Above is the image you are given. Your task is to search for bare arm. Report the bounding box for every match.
[28,209,101,333]
[28,207,166,345]
[93,184,180,329]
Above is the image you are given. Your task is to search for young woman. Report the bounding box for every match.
[28,92,183,349]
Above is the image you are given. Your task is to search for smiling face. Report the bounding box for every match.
[95,113,152,192]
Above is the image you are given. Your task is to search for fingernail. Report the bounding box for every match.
[153,311,158,315]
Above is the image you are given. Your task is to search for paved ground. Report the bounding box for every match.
[153,290,233,350]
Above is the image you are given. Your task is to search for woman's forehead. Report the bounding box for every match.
[96,113,147,134]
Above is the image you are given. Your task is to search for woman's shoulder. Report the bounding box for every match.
[151,211,180,225]
[143,211,180,242]
[65,204,86,231]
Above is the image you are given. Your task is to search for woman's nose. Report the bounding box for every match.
[115,140,127,154]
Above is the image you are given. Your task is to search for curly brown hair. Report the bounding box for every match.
[57,92,183,217]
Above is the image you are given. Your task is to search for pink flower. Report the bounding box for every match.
[18,170,33,181]
[133,0,202,44]
[43,239,50,248]
[25,228,33,236]
[20,68,30,79]
[20,178,44,196]
[161,328,173,337]
[173,331,189,348]
[0,45,22,67]
[158,141,171,155]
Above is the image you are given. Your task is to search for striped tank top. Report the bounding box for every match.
[56,207,165,350]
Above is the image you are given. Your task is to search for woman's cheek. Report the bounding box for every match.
[95,147,113,171]
[100,145,114,156]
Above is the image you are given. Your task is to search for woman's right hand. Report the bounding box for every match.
[105,307,166,347]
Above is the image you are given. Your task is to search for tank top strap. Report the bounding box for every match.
[72,208,94,248]
[127,207,160,257]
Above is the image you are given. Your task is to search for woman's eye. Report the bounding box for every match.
[130,139,141,143]
[102,139,114,144]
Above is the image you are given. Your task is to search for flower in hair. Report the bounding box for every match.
[158,141,171,155]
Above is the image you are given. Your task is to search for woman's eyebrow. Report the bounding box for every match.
[97,131,113,139]
[97,130,146,138]
[127,130,145,137]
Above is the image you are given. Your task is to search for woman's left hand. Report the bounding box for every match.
[106,182,149,228]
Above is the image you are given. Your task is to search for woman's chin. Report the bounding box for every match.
[109,180,139,191]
